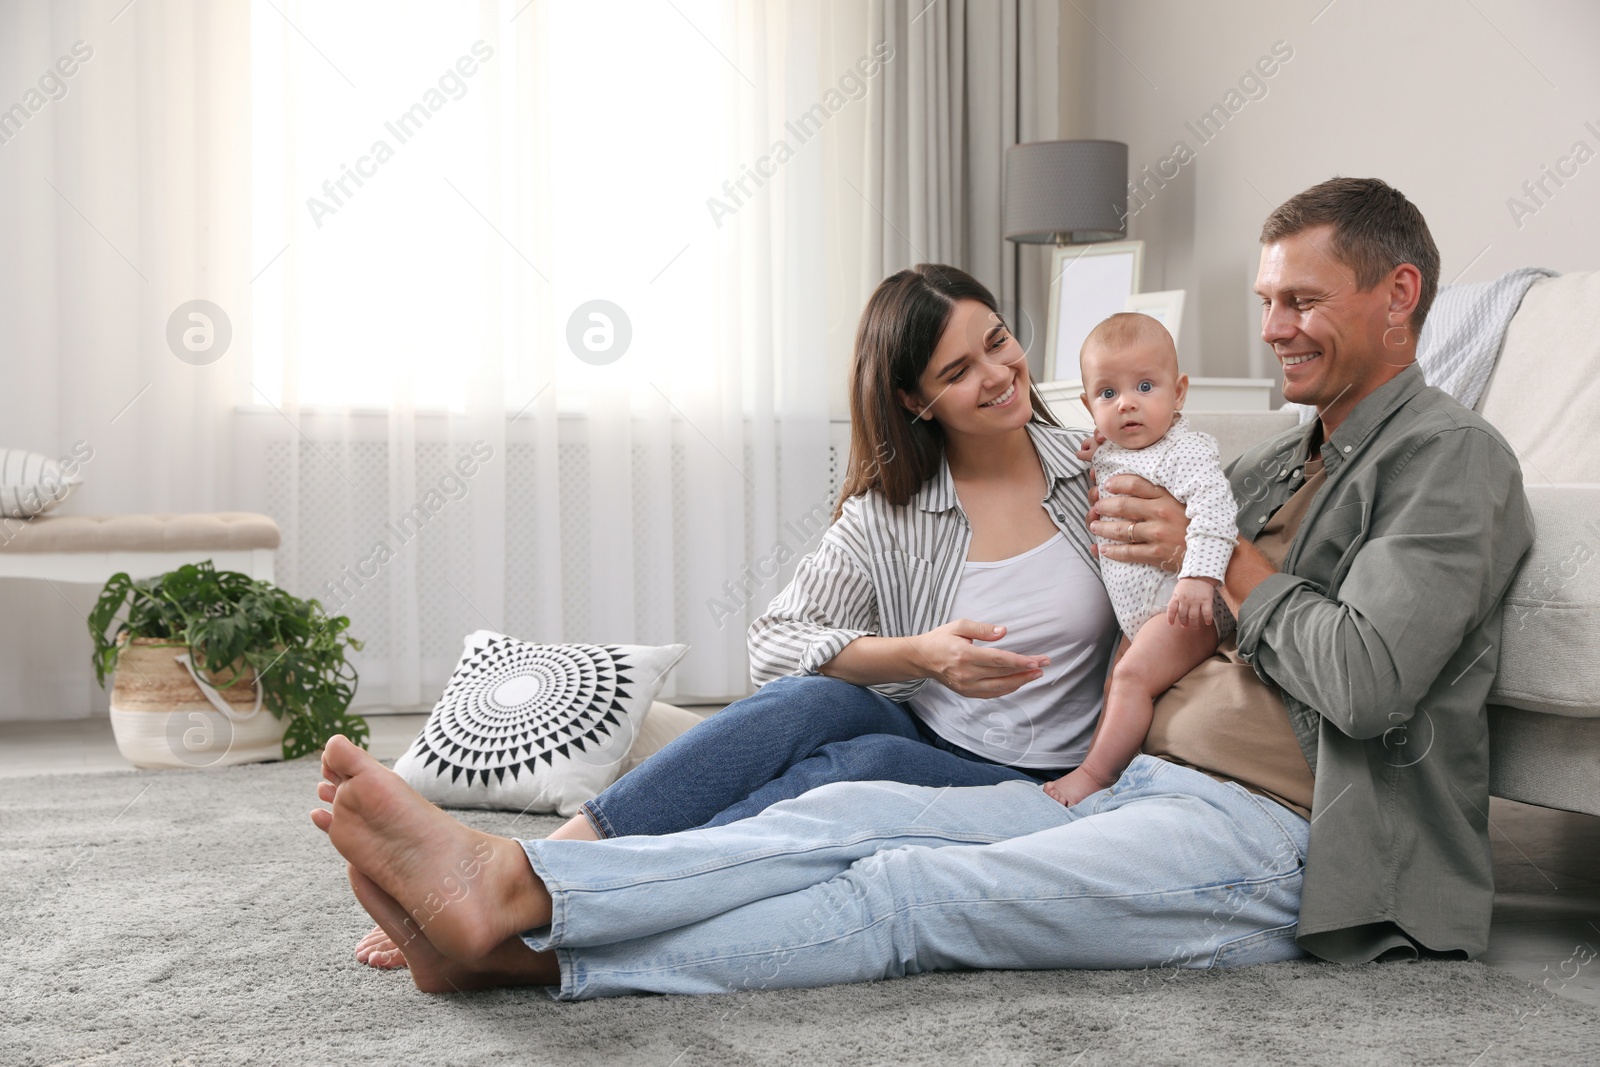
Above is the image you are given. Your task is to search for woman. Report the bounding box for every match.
[354,263,1124,968]
[575,264,1123,833]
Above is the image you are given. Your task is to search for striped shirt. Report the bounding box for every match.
[747,421,1107,702]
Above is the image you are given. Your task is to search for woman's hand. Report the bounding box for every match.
[1088,473,1190,574]
[910,619,1049,698]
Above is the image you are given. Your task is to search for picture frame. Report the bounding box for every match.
[1043,240,1144,382]
[1123,289,1186,347]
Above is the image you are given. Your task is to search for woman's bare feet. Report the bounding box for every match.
[310,735,553,963]
[346,865,558,993]
[355,923,406,969]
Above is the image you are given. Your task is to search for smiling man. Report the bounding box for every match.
[1092,176,1536,960]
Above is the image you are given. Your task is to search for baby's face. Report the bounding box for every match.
[1079,338,1187,450]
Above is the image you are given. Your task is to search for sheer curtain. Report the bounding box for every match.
[240,0,844,708]
[0,0,1055,719]
[0,0,252,720]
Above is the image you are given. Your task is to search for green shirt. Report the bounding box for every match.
[1231,362,1534,962]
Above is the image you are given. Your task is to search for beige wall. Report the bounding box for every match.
[1059,0,1600,395]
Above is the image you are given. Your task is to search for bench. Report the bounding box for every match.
[0,512,280,584]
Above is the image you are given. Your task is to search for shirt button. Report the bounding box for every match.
[1257,516,1268,524]
[1342,445,1352,454]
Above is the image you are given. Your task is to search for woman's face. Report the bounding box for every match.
[897,299,1032,437]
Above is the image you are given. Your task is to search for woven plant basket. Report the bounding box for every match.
[108,637,285,769]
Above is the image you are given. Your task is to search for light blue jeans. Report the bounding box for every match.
[519,755,1309,999]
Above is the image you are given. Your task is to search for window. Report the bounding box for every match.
[251,0,730,412]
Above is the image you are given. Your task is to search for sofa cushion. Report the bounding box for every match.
[1180,411,1299,467]
[1489,704,1600,816]
[1490,484,1600,718]
[1478,272,1600,482]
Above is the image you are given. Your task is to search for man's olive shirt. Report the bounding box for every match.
[1229,361,1534,961]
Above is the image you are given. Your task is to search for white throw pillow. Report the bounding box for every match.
[0,448,83,518]
[393,630,689,816]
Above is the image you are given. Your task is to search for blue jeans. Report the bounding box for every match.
[521,755,1310,999]
[582,674,1064,837]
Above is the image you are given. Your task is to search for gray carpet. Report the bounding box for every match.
[4,761,1595,1067]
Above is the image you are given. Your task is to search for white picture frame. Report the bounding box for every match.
[1123,289,1186,348]
[1044,240,1144,382]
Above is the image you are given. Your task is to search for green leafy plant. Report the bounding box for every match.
[89,561,367,759]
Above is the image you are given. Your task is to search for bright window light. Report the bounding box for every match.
[251,0,730,412]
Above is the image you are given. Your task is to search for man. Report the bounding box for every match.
[312,178,1534,994]
[1093,176,1534,960]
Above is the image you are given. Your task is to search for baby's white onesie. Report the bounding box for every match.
[1090,412,1239,639]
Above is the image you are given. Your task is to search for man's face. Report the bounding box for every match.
[1255,224,1399,428]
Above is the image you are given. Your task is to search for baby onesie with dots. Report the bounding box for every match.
[1090,411,1239,639]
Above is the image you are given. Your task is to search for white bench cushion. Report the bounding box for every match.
[0,512,280,554]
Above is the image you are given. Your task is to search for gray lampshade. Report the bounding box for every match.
[1003,139,1128,244]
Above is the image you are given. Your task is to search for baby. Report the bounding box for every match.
[1043,312,1239,807]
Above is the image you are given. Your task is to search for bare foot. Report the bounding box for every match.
[355,923,407,969]
[347,811,593,968]
[346,865,557,993]
[310,735,552,962]
[1042,768,1107,808]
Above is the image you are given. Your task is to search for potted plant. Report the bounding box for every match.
[89,561,367,768]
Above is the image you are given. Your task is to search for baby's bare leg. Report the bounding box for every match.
[1043,614,1220,806]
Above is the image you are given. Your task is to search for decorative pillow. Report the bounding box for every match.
[393,631,689,816]
[0,448,83,518]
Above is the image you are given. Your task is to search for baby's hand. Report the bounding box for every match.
[1075,430,1106,464]
[1042,768,1106,808]
[1166,577,1217,629]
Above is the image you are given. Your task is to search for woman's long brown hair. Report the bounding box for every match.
[833,264,1060,522]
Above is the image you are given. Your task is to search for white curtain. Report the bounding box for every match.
[846,0,1060,376]
[0,1,252,720]
[0,0,1056,720]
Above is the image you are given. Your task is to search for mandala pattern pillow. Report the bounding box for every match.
[393,631,689,816]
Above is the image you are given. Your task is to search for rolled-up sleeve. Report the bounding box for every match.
[747,535,879,687]
[1236,427,1532,740]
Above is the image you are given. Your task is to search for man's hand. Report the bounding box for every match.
[1167,576,1217,629]
[1088,472,1191,573]
[910,618,1049,698]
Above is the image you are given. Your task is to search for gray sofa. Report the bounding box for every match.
[634,272,1600,816]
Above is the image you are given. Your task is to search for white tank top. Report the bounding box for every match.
[907,531,1117,769]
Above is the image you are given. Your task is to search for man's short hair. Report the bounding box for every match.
[1260,177,1441,331]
